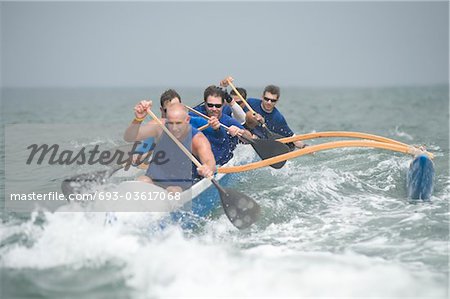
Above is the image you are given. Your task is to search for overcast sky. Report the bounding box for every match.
[1,1,448,88]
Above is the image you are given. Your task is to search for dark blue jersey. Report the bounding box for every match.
[247,98,294,139]
[189,115,208,128]
[222,104,232,116]
[190,104,244,166]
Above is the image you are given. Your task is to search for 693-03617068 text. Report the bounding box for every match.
[93,191,181,201]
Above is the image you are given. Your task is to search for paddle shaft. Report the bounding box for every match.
[185,105,230,131]
[146,109,233,201]
[146,109,203,169]
[185,105,254,144]
[228,80,255,114]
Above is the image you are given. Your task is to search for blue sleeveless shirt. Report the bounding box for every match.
[146,126,200,190]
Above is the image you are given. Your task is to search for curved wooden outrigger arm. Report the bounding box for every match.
[277,131,409,147]
[217,140,433,174]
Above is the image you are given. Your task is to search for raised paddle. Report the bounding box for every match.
[146,107,260,229]
[185,105,290,169]
[227,80,285,140]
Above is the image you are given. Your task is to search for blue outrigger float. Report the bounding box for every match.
[407,154,434,200]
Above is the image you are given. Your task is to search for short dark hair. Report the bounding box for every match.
[203,85,224,103]
[160,89,181,108]
[263,85,280,99]
[230,87,247,100]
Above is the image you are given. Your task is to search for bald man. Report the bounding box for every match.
[124,101,216,193]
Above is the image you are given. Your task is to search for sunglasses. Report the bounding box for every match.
[235,100,243,105]
[206,103,223,108]
[263,96,278,103]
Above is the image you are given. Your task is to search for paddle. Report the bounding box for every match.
[227,80,285,140]
[61,164,124,198]
[61,149,152,198]
[147,108,260,229]
[185,105,290,169]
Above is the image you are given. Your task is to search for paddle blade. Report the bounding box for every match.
[213,181,261,229]
[261,124,283,139]
[61,170,107,198]
[61,165,124,198]
[267,131,285,140]
[261,125,296,151]
[251,139,290,169]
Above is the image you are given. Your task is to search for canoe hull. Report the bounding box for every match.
[159,173,236,230]
[106,173,236,229]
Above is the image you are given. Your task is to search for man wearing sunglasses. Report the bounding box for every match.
[246,85,305,149]
[190,85,252,166]
[125,101,215,193]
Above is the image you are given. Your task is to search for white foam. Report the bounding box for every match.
[1,212,141,269]
[390,126,414,141]
[123,234,446,298]
[1,207,446,298]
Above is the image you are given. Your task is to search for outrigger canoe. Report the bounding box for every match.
[62,130,435,229]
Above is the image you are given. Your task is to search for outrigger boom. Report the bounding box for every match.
[218,131,434,200]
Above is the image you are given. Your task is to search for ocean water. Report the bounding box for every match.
[0,85,449,298]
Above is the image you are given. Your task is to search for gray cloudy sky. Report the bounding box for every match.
[1,1,448,88]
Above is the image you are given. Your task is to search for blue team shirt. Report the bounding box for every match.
[222,105,232,116]
[247,98,294,139]
[190,104,244,166]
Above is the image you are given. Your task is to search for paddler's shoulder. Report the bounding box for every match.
[189,115,208,128]
[220,113,244,129]
[247,98,261,107]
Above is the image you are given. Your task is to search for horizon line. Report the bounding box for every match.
[2,82,449,90]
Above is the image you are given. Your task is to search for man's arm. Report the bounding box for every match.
[123,100,162,142]
[192,133,216,177]
[124,119,162,142]
[230,102,246,124]
[277,114,305,149]
[123,119,165,142]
